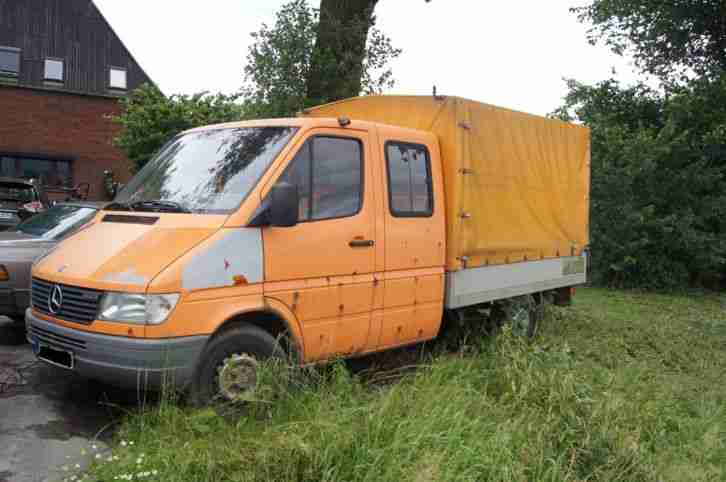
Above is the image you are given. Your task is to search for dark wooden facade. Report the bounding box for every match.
[0,0,151,96]
[0,0,153,200]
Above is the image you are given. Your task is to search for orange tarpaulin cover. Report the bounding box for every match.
[306,96,590,271]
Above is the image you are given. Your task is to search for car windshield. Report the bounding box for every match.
[16,205,97,239]
[0,184,35,203]
[112,126,298,214]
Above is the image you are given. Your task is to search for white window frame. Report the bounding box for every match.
[109,66,127,90]
[0,46,20,77]
[44,57,64,82]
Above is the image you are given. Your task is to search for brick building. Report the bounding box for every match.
[0,0,152,200]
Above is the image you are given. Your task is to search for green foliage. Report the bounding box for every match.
[241,0,400,118]
[559,1,726,289]
[574,0,726,83]
[112,84,243,172]
[81,289,726,481]
[556,77,726,289]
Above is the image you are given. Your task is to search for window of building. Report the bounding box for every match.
[109,67,127,89]
[386,141,433,217]
[44,58,64,82]
[0,46,20,77]
[0,155,72,188]
[278,136,363,222]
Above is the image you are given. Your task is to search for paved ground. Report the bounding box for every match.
[0,319,134,482]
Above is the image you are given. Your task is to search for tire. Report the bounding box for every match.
[189,324,284,406]
[501,294,540,339]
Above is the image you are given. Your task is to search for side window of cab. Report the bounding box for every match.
[386,141,434,217]
[278,136,363,221]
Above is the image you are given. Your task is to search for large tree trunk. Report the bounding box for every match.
[306,0,379,105]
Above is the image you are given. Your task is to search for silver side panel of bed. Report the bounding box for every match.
[445,254,587,309]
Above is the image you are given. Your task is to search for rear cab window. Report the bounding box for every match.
[385,141,434,217]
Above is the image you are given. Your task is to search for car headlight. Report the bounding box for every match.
[98,292,180,325]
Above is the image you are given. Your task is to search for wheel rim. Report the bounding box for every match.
[216,353,258,401]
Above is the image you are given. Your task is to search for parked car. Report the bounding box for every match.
[0,177,50,230]
[0,202,103,325]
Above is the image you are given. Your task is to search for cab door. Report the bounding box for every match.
[376,129,446,349]
[262,129,376,361]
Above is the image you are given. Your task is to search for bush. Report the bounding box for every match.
[556,77,726,289]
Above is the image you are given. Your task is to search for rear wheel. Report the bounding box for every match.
[189,325,284,406]
[499,294,543,339]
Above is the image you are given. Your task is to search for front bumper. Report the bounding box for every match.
[25,308,209,390]
[0,288,29,318]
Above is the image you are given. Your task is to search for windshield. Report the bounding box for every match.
[16,205,97,239]
[0,184,35,203]
[112,126,298,214]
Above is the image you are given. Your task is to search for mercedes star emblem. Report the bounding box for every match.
[48,285,63,314]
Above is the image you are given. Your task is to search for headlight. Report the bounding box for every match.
[98,292,180,325]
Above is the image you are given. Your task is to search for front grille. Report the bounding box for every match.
[28,324,87,350]
[31,278,102,324]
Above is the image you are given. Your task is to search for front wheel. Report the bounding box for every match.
[189,325,284,406]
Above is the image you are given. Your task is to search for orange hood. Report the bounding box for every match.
[32,213,226,293]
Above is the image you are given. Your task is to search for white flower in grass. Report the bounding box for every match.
[121,440,127,447]
[74,464,81,469]
[95,454,102,460]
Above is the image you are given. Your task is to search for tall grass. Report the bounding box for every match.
[82,289,726,481]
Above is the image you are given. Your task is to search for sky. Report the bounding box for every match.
[94,0,643,117]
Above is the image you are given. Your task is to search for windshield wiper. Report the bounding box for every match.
[131,200,190,213]
[105,201,135,211]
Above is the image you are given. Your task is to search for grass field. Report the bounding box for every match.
[81,288,726,481]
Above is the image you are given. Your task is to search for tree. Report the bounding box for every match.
[306,0,379,103]
[113,84,243,172]
[555,1,726,289]
[574,0,726,83]
[555,77,726,289]
[242,0,400,118]
[114,0,401,172]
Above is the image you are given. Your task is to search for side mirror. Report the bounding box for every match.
[269,182,299,227]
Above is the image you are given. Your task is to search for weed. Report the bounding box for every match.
[81,288,726,481]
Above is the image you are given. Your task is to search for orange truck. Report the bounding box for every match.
[26,96,590,402]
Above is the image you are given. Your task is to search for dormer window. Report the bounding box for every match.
[44,58,64,82]
[109,66,127,90]
[0,46,20,77]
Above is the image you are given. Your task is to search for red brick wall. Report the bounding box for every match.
[0,85,133,201]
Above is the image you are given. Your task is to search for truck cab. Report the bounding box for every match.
[26,117,447,402]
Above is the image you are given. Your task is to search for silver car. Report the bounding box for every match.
[0,202,103,326]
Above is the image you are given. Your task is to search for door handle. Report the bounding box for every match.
[349,239,375,248]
